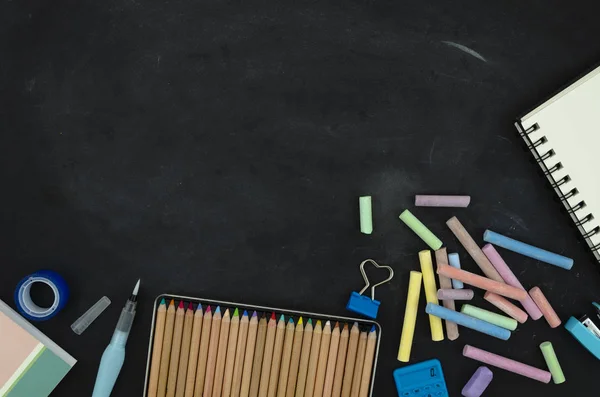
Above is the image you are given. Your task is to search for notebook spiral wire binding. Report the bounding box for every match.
[519,123,600,253]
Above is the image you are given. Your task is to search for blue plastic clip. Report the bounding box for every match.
[346,259,394,319]
[565,302,600,360]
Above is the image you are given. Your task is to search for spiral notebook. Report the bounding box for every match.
[0,299,76,397]
[515,65,600,263]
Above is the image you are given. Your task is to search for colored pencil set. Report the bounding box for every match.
[145,298,379,397]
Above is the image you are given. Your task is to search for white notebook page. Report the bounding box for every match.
[519,66,600,255]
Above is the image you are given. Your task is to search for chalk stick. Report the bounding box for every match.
[397,271,422,362]
[426,304,510,341]
[482,244,543,320]
[399,210,443,250]
[461,304,518,331]
[529,287,561,328]
[437,289,474,301]
[483,230,573,270]
[539,342,565,384]
[484,292,528,324]
[415,195,471,208]
[463,345,551,383]
[436,264,527,301]
[461,366,493,397]
[435,248,459,341]
[419,251,444,341]
[446,217,504,282]
[358,196,373,234]
[448,253,464,289]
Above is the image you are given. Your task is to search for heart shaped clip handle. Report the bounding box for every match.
[358,259,395,300]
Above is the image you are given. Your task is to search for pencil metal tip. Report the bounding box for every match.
[132,279,140,296]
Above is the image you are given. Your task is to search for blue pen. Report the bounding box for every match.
[92,280,140,397]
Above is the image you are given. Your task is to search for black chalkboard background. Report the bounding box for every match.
[2,0,600,395]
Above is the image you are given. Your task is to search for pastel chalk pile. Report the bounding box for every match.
[146,298,380,397]
[481,244,543,320]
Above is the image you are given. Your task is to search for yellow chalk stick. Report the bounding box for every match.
[398,271,422,362]
[419,250,444,341]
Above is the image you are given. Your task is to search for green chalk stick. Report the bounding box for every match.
[359,196,373,234]
[461,304,518,331]
[540,341,565,384]
[399,209,442,250]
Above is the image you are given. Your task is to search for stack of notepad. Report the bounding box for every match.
[0,300,76,397]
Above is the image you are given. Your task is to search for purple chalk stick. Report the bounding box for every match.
[462,366,493,397]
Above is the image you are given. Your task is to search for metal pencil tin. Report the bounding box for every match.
[143,293,382,397]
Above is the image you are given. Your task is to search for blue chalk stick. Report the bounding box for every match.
[483,230,573,270]
[425,303,511,341]
[448,253,464,289]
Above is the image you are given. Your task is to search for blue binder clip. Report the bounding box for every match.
[565,302,600,360]
[346,259,394,319]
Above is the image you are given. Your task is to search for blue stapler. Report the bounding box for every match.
[565,302,600,360]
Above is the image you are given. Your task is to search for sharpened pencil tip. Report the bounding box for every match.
[178,301,184,309]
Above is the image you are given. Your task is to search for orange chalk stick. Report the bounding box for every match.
[436,264,527,301]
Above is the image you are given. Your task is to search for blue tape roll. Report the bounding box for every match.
[14,270,69,321]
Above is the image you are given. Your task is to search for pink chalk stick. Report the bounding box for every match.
[484,292,528,324]
[463,345,551,384]
[415,195,471,208]
[481,244,543,320]
[529,287,561,328]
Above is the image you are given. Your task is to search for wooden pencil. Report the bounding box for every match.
[231,310,250,397]
[313,321,332,397]
[322,322,341,397]
[276,318,295,396]
[157,300,176,397]
[212,308,232,397]
[193,306,213,397]
[148,298,167,397]
[202,306,223,397]
[222,309,241,397]
[285,317,305,397]
[349,331,367,397]
[357,327,377,397]
[184,306,203,397]
[331,324,349,397]
[249,314,268,397]
[258,313,278,397]
[340,323,359,397]
[304,320,323,397]
[240,312,260,397]
[294,319,314,397]
[175,303,195,397]
[267,315,287,397]
[166,301,186,397]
